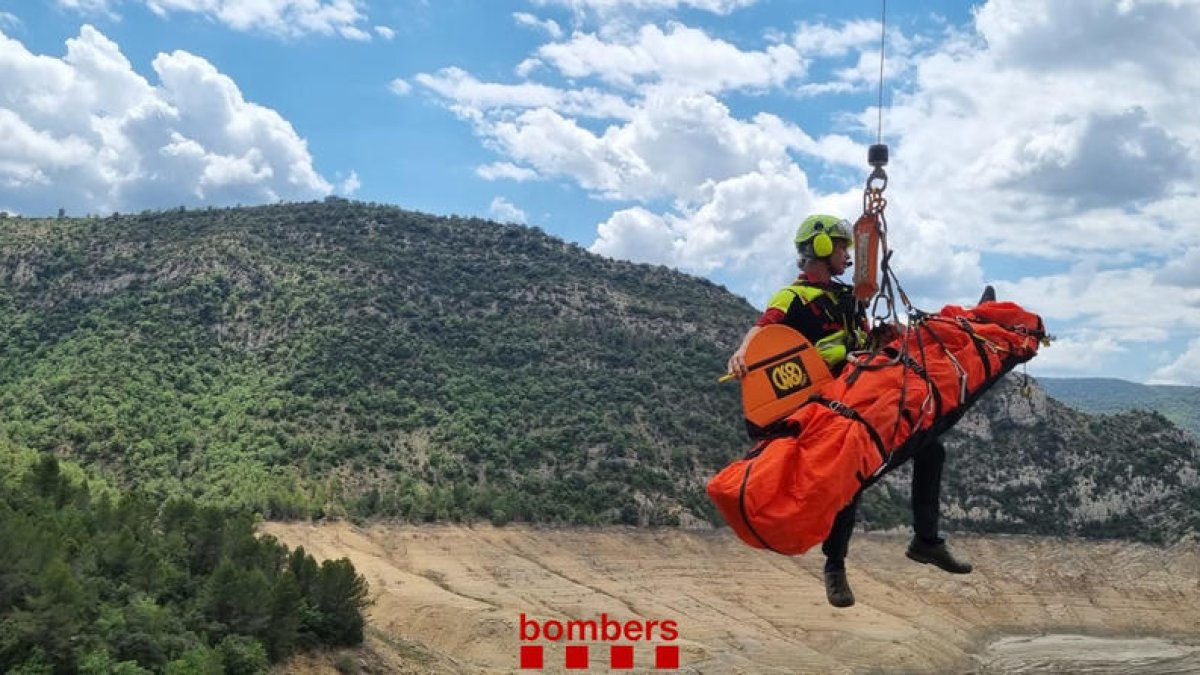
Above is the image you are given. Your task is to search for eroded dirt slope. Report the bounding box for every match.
[263,523,1200,674]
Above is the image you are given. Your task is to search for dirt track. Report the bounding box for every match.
[262,523,1200,674]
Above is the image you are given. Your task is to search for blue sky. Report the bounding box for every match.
[2,0,1199,384]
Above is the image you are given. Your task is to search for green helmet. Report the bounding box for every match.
[795,214,852,258]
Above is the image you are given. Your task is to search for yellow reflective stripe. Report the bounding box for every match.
[817,344,847,366]
[815,330,849,366]
[766,284,833,313]
[815,329,847,346]
[786,284,829,303]
[765,288,798,313]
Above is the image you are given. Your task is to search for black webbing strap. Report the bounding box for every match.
[736,460,780,553]
[956,317,994,381]
[893,350,924,379]
[890,347,912,442]
[896,349,942,431]
[916,321,968,405]
[844,332,944,421]
[843,357,873,387]
[910,319,944,420]
[813,396,888,464]
[742,341,813,373]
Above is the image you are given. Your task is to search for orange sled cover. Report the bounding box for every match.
[707,301,1046,555]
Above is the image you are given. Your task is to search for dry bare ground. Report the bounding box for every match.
[263,523,1200,674]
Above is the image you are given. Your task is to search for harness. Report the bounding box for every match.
[778,283,868,365]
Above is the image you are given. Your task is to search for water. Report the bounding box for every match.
[972,634,1200,674]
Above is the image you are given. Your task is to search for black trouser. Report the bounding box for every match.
[822,438,946,568]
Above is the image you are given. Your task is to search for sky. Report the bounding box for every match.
[1,0,1199,385]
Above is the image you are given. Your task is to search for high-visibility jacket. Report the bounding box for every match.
[758,278,868,373]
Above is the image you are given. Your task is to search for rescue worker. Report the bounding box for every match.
[726,214,972,609]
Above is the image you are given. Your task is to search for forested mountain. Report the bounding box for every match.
[871,376,1200,544]
[0,201,1196,543]
[0,201,752,526]
[1037,376,1200,440]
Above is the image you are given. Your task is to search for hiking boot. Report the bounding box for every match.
[906,539,972,574]
[824,569,855,608]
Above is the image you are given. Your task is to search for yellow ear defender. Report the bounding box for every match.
[812,231,834,257]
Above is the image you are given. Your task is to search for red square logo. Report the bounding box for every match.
[520,645,543,669]
[565,645,589,669]
[610,645,634,669]
[655,644,679,669]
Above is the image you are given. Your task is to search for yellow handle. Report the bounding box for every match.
[717,373,735,383]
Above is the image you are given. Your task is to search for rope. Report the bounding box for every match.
[876,0,887,144]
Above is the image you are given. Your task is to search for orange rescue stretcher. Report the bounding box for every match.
[707,300,1046,555]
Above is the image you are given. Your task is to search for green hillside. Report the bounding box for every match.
[0,201,752,525]
[1,201,1196,543]
[1037,377,1200,440]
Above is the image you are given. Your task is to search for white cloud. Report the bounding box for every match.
[420,0,1200,391]
[881,0,1200,260]
[875,208,987,305]
[983,109,1186,208]
[591,165,811,272]
[535,23,804,93]
[60,0,373,40]
[514,12,563,39]
[1149,338,1200,386]
[515,57,543,78]
[375,25,395,40]
[476,162,538,182]
[0,11,23,31]
[339,170,360,195]
[470,89,865,211]
[786,21,922,98]
[55,0,116,16]
[389,78,412,96]
[418,21,884,292]
[415,16,898,292]
[489,197,527,223]
[794,81,858,98]
[483,93,798,204]
[583,171,984,303]
[1156,246,1200,287]
[532,0,757,16]
[999,267,1198,337]
[1028,331,1128,377]
[792,20,883,58]
[0,25,331,214]
[339,26,370,42]
[974,0,1200,87]
[590,207,675,264]
[415,67,634,119]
